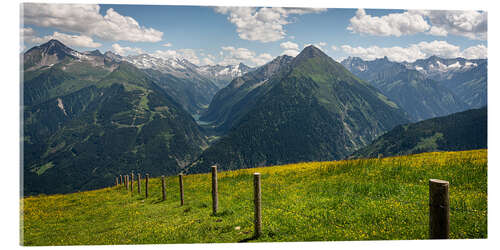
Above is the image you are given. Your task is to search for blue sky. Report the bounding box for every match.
[21,4,487,66]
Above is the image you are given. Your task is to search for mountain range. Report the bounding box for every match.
[186,46,409,173]
[22,40,487,195]
[341,56,484,121]
[23,40,209,195]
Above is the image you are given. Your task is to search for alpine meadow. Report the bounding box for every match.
[20,3,487,246]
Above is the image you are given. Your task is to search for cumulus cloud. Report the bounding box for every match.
[214,7,326,43]
[418,10,487,40]
[162,43,173,47]
[23,3,163,42]
[219,46,273,66]
[341,41,487,62]
[280,41,300,56]
[111,43,145,56]
[347,9,487,40]
[461,44,487,59]
[22,27,102,48]
[348,9,430,37]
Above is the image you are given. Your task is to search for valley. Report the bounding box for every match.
[22,40,487,196]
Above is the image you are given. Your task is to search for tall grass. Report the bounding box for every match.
[21,149,487,245]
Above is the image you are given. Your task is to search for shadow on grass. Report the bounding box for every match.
[238,235,259,243]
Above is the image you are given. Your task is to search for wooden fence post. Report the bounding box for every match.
[254,173,262,238]
[130,173,134,192]
[126,175,129,190]
[429,179,450,239]
[179,174,184,206]
[145,173,149,198]
[137,173,141,194]
[161,176,166,201]
[212,165,218,215]
[115,177,119,187]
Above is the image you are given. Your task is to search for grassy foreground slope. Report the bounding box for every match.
[21,150,487,245]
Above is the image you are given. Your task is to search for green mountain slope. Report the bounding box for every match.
[23,41,208,195]
[200,55,294,132]
[186,46,409,174]
[351,107,487,158]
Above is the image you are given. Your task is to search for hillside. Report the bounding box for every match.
[187,46,409,174]
[22,150,487,245]
[200,54,294,132]
[352,107,487,158]
[405,56,487,108]
[23,40,208,195]
[341,56,468,121]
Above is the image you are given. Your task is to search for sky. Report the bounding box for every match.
[21,3,487,67]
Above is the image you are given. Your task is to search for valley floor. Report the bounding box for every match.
[21,149,487,245]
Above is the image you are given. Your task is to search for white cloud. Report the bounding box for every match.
[23,3,163,42]
[152,49,177,59]
[417,10,487,40]
[214,7,325,43]
[331,45,338,51]
[347,9,487,40]
[341,41,487,62]
[461,44,487,59]
[201,57,215,65]
[177,49,200,65]
[162,43,173,47]
[219,46,273,66]
[22,28,102,48]
[282,50,300,57]
[112,43,145,56]
[280,41,299,50]
[280,41,300,56]
[348,9,430,37]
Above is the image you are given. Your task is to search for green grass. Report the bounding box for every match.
[21,149,487,245]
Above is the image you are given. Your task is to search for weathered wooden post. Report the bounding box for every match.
[125,175,129,190]
[130,173,134,192]
[137,173,141,194]
[119,175,123,185]
[211,165,218,215]
[429,179,450,239]
[254,173,262,238]
[115,177,119,187]
[179,174,184,206]
[145,174,149,198]
[161,176,166,201]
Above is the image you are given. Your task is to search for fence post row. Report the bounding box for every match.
[130,173,134,192]
[138,173,141,194]
[429,179,450,239]
[161,176,166,201]
[179,174,184,206]
[145,173,149,198]
[212,165,218,215]
[254,173,262,238]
